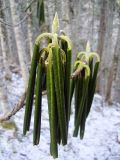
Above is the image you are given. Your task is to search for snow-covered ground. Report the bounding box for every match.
[0,73,120,160]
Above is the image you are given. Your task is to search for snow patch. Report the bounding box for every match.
[0,73,120,160]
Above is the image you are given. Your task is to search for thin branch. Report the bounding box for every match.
[0,90,47,123]
[0,12,31,28]
[42,90,47,95]
[0,91,26,123]
[25,0,37,12]
[71,68,82,78]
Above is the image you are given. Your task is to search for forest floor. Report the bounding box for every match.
[0,73,120,160]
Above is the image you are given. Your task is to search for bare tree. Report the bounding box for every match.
[9,0,29,87]
[27,0,33,59]
[109,21,120,103]
[96,0,107,93]
[0,0,11,79]
[98,0,115,96]
[0,0,12,116]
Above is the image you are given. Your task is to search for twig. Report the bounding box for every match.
[71,68,82,78]
[42,90,47,95]
[0,90,47,123]
[25,0,37,12]
[0,12,31,28]
[0,91,26,123]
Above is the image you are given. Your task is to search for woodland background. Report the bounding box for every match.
[0,0,120,113]
[0,0,120,160]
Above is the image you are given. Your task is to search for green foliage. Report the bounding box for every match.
[37,0,45,26]
[71,42,100,139]
[23,14,72,158]
[1,121,17,130]
[23,15,100,159]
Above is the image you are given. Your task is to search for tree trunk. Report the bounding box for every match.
[110,22,120,103]
[9,0,28,87]
[104,1,116,102]
[0,86,9,115]
[27,0,33,59]
[0,78,9,115]
[96,0,107,93]
[4,0,19,64]
[100,0,114,96]
[105,54,118,103]
[0,0,11,80]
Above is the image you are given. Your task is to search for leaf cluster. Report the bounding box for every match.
[23,14,100,159]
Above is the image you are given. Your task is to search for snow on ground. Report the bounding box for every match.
[0,73,120,160]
